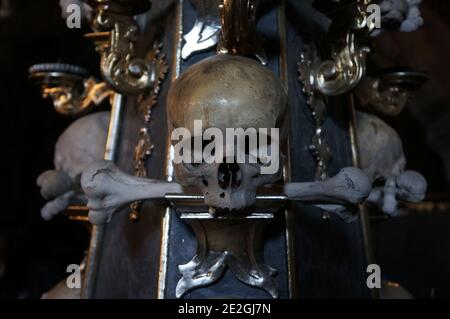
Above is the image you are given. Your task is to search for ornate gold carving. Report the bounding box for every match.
[298,46,332,181]
[29,63,113,116]
[84,0,153,94]
[43,80,112,115]
[133,128,153,177]
[314,32,370,96]
[129,42,168,222]
[305,0,376,96]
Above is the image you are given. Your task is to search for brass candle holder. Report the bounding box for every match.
[29,63,112,116]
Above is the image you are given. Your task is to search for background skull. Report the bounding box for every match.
[357,111,406,182]
[53,111,110,179]
[357,111,427,215]
[167,55,287,211]
[37,111,110,220]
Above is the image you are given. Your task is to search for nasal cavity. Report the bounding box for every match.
[218,162,241,190]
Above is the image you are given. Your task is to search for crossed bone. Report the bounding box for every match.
[81,160,374,225]
[81,161,182,224]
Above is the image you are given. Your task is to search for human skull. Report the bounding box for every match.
[357,111,406,183]
[37,111,110,219]
[167,55,287,211]
[54,111,110,179]
[357,111,427,215]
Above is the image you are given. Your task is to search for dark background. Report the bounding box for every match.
[0,0,95,298]
[0,0,449,298]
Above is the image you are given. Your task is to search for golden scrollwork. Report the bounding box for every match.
[298,46,332,181]
[314,32,370,96]
[29,63,113,116]
[129,42,168,222]
[43,80,112,116]
[306,0,376,96]
[84,0,153,95]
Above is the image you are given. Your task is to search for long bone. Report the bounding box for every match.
[81,160,183,224]
[81,161,371,225]
[283,167,371,204]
